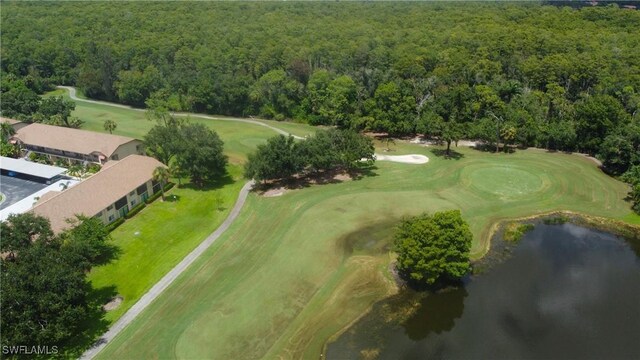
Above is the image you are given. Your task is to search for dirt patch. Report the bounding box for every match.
[256,170,355,196]
[333,173,352,182]
[263,187,286,197]
[103,295,123,311]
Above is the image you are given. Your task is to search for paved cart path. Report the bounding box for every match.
[58,86,304,139]
[80,180,255,360]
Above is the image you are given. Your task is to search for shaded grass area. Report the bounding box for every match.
[44,88,316,163]
[98,144,638,360]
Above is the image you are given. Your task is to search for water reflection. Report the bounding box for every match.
[327,223,640,360]
[402,287,467,341]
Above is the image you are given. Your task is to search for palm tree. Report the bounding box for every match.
[1,122,15,141]
[168,160,184,187]
[152,166,170,201]
[103,119,117,134]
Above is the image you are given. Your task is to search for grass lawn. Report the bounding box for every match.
[87,165,245,323]
[38,89,315,353]
[45,88,316,163]
[97,144,639,360]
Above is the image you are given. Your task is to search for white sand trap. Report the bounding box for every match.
[374,154,429,164]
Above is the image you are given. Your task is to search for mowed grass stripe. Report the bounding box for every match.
[98,144,638,360]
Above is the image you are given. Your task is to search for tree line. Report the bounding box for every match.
[244,129,375,182]
[2,2,638,175]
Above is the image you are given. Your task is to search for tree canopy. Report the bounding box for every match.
[2,2,639,172]
[244,129,374,182]
[394,210,473,287]
[0,214,115,349]
[145,121,228,186]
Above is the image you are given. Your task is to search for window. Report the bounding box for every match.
[130,199,137,207]
[107,204,114,211]
[115,196,127,209]
[129,191,135,196]
[108,214,115,222]
[136,184,148,195]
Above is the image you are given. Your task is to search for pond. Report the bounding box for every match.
[326,223,640,360]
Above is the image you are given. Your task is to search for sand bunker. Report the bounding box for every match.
[374,154,429,164]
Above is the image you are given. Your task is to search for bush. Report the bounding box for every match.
[125,203,146,219]
[503,223,534,242]
[106,217,125,232]
[163,182,175,192]
[145,191,162,204]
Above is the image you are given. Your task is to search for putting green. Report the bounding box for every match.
[464,165,547,199]
[97,145,639,360]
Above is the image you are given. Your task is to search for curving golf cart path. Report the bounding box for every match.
[80,180,255,360]
[57,86,305,140]
[70,88,430,359]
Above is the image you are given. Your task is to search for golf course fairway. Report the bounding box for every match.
[96,143,638,359]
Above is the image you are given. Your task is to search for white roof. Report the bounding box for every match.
[0,156,67,179]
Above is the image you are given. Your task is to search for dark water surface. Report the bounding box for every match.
[326,223,640,360]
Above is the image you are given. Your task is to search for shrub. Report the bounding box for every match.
[163,182,175,192]
[125,203,146,219]
[145,191,162,204]
[106,217,125,232]
[503,223,534,242]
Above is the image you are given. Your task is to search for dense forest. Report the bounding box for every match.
[1,2,639,175]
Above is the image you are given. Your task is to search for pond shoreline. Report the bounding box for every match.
[321,211,640,358]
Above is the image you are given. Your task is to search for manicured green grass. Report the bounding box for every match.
[88,166,245,323]
[45,89,316,163]
[38,90,316,351]
[98,144,638,360]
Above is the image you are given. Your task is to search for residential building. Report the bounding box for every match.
[30,155,165,233]
[11,123,144,164]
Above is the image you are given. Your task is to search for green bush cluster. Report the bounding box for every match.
[105,217,125,232]
[145,191,162,204]
[125,203,146,219]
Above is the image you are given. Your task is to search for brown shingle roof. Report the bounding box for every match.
[13,123,140,158]
[31,155,165,233]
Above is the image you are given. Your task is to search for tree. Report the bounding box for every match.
[575,94,629,155]
[244,135,303,181]
[37,96,77,127]
[250,69,303,120]
[0,78,40,118]
[169,158,186,187]
[144,122,182,165]
[0,213,55,257]
[394,210,472,286]
[152,166,170,201]
[1,241,89,348]
[364,81,416,136]
[621,165,640,214]
[61,216,116,271]
[175,123,228,186]
[0,214,115,349]
[103,119,117,134]
[1,122,19,157]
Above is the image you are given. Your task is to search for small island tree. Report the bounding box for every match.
[394,210,472,287]
[103,119,118,134]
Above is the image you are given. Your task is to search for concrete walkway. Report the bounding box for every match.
[58,86,304,140]
[80,180,255,360]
